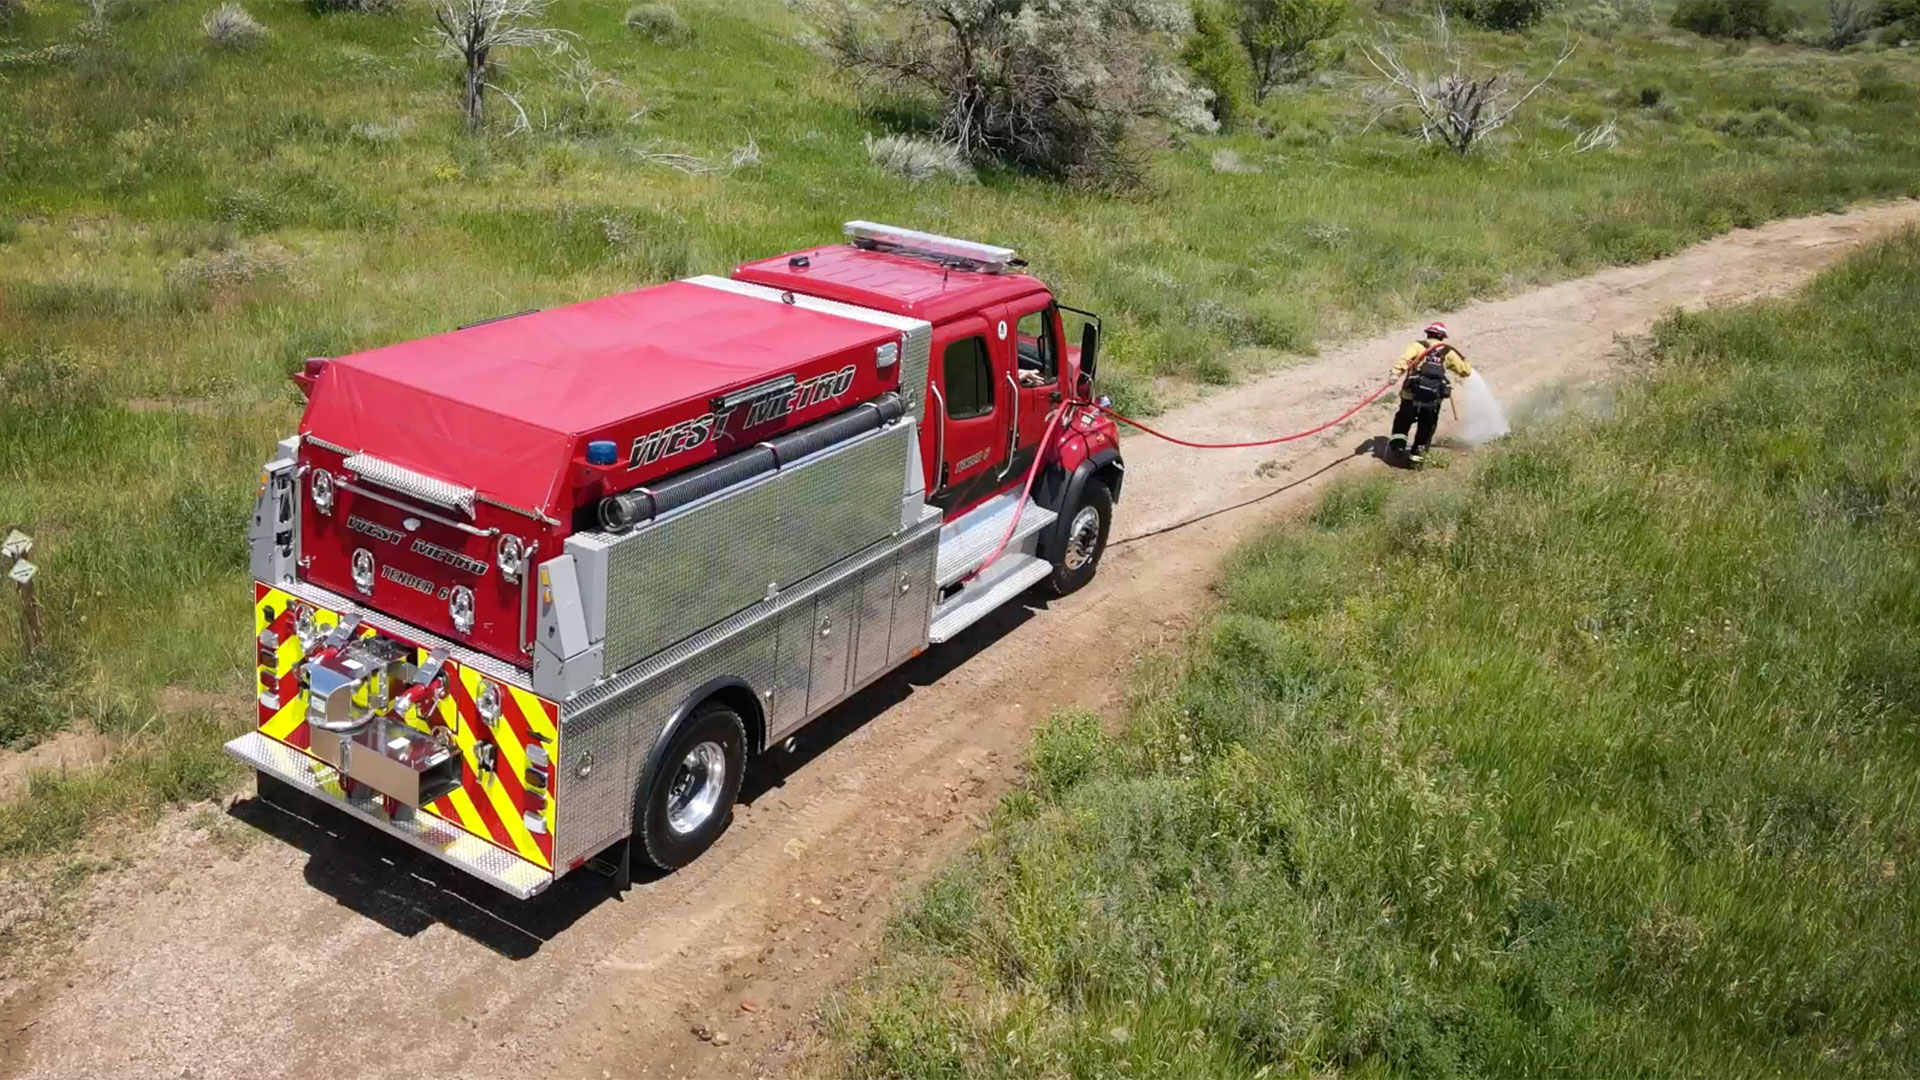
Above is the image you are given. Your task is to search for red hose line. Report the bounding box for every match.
[964,405,1066,584]
[1095,376,1399,449]
[963,377,1395,581]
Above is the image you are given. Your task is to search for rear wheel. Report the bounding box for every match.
[1044,481,1111,596]
[634,701,747,870]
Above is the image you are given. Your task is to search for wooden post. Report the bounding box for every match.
[17,574,40,655]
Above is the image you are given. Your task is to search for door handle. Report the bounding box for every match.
[928,382,948,493]
[999,372,1020,481]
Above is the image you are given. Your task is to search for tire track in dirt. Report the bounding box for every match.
[3,201,1914,1080]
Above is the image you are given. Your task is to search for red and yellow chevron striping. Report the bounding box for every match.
[254,582,560,869]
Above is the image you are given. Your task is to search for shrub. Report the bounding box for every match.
[304,0,396,11]
[1236,0,1349,98]
[1028,711,1112,800]
[624,2,689,44]
[1448,0,1558,30]
[1880,0,1918,35]
[864,133,975,183]
[1210,146,1259,172]
[804,0,1216,186]
[0,0,20,26]
[202,2,267,47]
[1584,0,1656,26]
[1714,107,1810,139]
[1671,0,1794,38]
[1184,1,1255,127]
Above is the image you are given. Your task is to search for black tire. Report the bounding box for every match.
[634,701,748,870]
[1044,480,1112,596]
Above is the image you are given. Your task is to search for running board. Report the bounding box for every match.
[935,496,1057,588]
[929,553,1053,643]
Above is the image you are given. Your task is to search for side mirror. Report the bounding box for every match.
[1079,321,1100,379]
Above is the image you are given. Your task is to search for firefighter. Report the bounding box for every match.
[1388,321,1473,465]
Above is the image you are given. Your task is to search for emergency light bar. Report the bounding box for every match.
[843,221,1019,272]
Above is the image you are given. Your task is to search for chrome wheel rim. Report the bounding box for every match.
[1064,505,1102,571]
[665,741,726,836]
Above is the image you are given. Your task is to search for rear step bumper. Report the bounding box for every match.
[226,731,555,900]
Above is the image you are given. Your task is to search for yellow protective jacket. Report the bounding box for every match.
[1393,339,1473,399]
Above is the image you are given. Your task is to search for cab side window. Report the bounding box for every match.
[1016,309,1057,381]
[943,336,994,420]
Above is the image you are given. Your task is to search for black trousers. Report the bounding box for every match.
[1392,398,1440,452]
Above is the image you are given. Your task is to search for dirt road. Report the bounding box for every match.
[3,202,1914,1080]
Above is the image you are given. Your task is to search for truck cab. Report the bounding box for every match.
[736,223,1120,524]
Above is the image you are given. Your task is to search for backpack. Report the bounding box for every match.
[1405,342,1452,403]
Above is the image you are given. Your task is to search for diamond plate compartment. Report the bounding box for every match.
[228,731,554,899]
[584,422,913,674]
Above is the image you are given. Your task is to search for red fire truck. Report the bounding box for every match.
[230,223,1123,897]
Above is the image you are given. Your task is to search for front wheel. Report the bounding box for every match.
[634,701,747,870]
[1044,481,1111,596]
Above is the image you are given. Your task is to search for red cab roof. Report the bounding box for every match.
[299,280,901,516]
[735,243,1050,325]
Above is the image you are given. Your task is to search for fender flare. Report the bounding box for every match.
[1039,447,1121,562]
[639,675,760,798]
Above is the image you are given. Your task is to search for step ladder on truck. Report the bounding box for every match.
[229,222,1125,897]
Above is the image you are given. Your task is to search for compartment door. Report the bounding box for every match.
[807,586,857,714]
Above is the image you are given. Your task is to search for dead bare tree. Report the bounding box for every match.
[426,0,572,134]
[798,0,1213,186]
[1363,9,1575,155]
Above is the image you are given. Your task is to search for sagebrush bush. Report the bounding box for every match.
[1671,0,1794,38]
[163,242,296,298]
[1583,0,1656,26]
[864,133,975,183]
[624,2,689,43]
[805,0,1215,186]
[202,2,267,47]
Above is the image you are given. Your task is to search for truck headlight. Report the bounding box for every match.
[351,548,375,594]
[311,469,335,515]
[449,585,475,633]
[496,534,526,583]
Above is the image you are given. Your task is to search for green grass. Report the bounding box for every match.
[826,230,1920,1077]
[0,0,1916,848]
